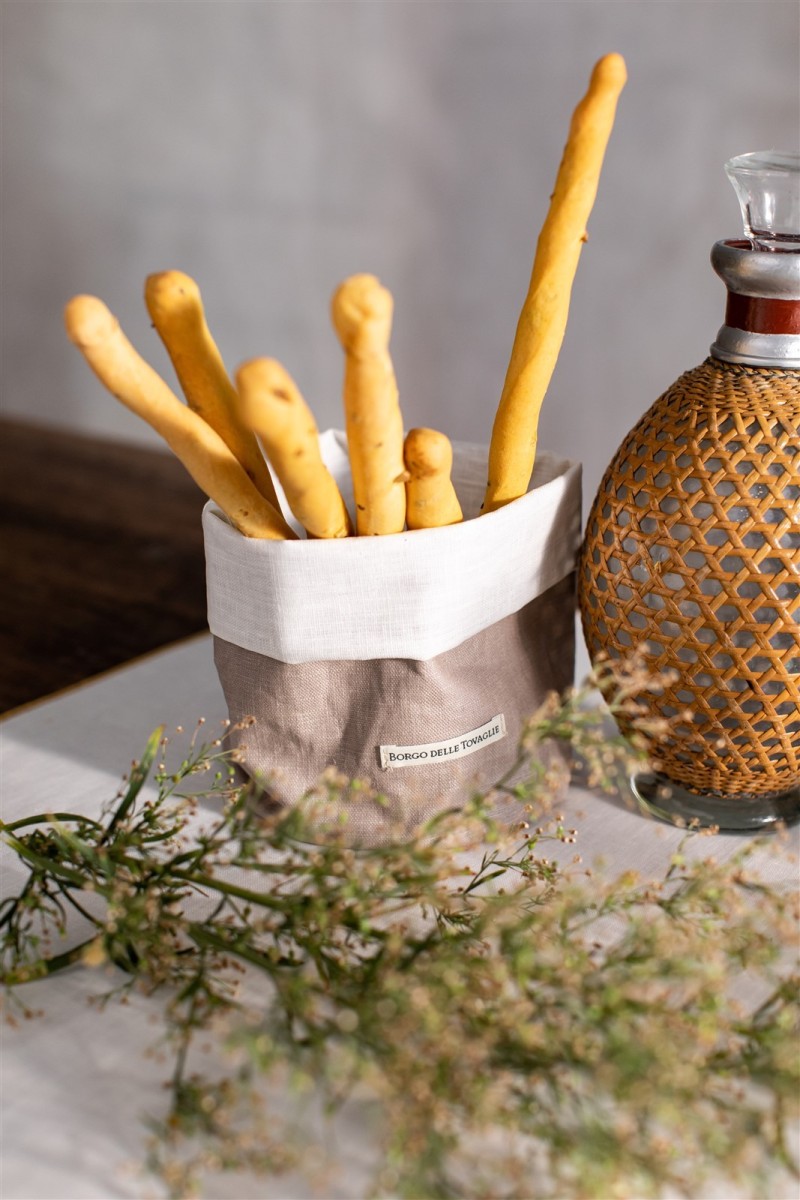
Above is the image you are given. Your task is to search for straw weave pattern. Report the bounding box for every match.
[580,358,800,799]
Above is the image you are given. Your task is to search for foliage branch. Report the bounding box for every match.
[1,659,798,1199]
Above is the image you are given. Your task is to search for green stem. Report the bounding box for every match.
[2,833,90,887]
[188,924,301,971]
[490,753,529,794]
[1,812,103,834]
[56,883,103,927]
[43,938,98,975]
[170,957,207,1097]
[746,978,797,1027]
[100,726,163,846]
[170,868,287,910]
[3,936,98,985]
[773,1096,800,1179]
[0,873,38,930]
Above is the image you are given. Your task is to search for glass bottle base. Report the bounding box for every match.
[630,772,800,833]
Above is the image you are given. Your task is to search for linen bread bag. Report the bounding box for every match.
[204,431,581,842]
[201,51,626,840]
[63,54,622,843]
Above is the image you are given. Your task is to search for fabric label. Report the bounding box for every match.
[380,714,507,770]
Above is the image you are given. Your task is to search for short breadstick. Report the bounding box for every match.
[403,428,463,530]
[484,52,626,512]
[236,358,352,539]
[64,295,295,541]
[144,270,281,510]
[330,274,406,536]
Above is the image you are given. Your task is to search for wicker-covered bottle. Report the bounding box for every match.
[579,152,800,829]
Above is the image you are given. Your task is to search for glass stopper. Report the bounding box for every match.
[725,151,800,250]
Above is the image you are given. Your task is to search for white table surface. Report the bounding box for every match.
[1,635,798,1200]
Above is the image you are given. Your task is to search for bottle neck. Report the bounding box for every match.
[710,240,800,368]
[724,293,800,336]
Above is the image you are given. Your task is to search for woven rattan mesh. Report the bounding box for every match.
[580,358,800,799]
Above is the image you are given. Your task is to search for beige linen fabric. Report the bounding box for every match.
[204,433,581,841]
[214,576,575,841]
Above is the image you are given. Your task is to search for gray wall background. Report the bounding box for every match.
[2,0,799,510]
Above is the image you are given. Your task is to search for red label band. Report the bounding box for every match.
[725,291,800,336]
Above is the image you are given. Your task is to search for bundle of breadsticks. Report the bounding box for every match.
[64,53,625,541]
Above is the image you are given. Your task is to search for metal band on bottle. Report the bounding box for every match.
[710,241,800,368]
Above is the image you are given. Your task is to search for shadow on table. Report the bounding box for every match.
[1,635,227,794]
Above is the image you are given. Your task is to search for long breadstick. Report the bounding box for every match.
[330,274,406,536]
[236,358,352,539]
[144,270,281,511]
[484,52,626,512]
[404,428,463,530]
[64,295,295,541]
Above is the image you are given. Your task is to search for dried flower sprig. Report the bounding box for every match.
[1,673,797,1200]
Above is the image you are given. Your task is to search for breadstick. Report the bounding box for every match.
[236,358,352,539]
[484,52,626,512]
[64,295,295,541]
[403,428,463,530]
[144,270,281,510]
[330,274,406,536]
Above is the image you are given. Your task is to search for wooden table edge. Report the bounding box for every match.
[0,631,213,724]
